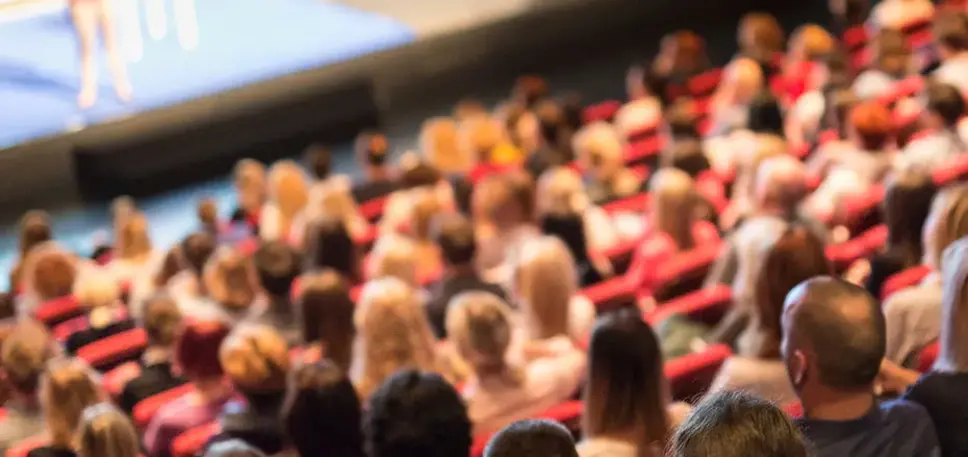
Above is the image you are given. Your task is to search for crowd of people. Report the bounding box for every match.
[1,0,968,456]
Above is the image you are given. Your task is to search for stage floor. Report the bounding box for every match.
[0,0,415,148]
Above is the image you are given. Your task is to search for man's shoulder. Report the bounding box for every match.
[880,397,932,420]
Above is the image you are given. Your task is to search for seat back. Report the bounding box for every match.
[602,192,650,216]
[647,285,732,327]
[582,100,622,124]
[133,383,196,430]
[880,265,933,301]
[5,435,48,457]
[825,225,889,273]
[104,361,143,399]
[359,196,389,222]
[652,242,722,302]
[665,344,733,402]
[917,341,940,373]
[34,295,83,327]
[172,421,221,457]
[933,154,968,186]
[76,328,148,371]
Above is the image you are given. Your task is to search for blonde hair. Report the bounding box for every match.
[41,358,102,447]
[573,122,625,178]
[355,277,438,398]
[460,116,507,163]
[219,324,291,392]
[1,320,55,393]
[716,57,764,106]
[203,247,258,311]
[614,98,663,138]
[790,24,835,61]
[513,236,579,340]
[536,167,588,217]
[268,161,309,229]
[307,180,365,235]
[234,159,267,212]
[650,169,699,250]
[446,292,521,383]
[421,117,471,174]
[370,238,419,287]
[76,404,139,457]
[73,269,121,309]
[410,188,446,241]
[115,212,152,260]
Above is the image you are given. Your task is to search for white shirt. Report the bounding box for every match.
[883,273,943,366]
[708,356,798,405]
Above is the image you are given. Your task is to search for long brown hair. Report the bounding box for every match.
[753,226,830,359]
[883,171,936,268]
[41,358,103,447]
[584,310,669,457]
[650,168,700,250]
[298,270,355,374]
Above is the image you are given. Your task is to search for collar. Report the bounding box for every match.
[796,402,882,438]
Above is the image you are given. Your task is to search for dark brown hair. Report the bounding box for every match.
[143,294,183,347]
[739,12,785,62]
[298,270,356,374]
[883,170,936,268]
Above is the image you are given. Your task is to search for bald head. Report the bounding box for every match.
[782,276,885,390]
[755,156,807,213]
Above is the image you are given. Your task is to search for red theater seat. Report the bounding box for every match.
[172,422,221,457]
[104,361,142,399]
[470,401,584,457]
[235,236,259,255]
[5,435,47,457]
[359,196,389,222]
[843,25,870,53]
[34,295,83,327]
[624,136,664,167]
[825,225,889,273]
[580,276,638,312]
[917,341,940,373]
[77,328,148,371]
[133,383,196,430]
[880,265,933,301]
[651,242,723,302]
[933,154,968,186]
[665,344,732,402]
[583,100,622,124]
[602,192,650,216]
[688,68,723,98]
[783,401,804,418]
[647,285,732,327]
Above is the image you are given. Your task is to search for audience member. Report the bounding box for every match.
[283,361,364,457]
[297,269,355,373]
[167,232,216,310]
[474,171,541,279]
[251,242,301,344]
[709,226,830,404]
[302,216,361,284]
[899,82,967,171]
[782,277,940,457]
[63,269,134,355]
[883,184,968,366]
[484,419,578,457]
[209,325,291,456]
[18,244,79,317]
[303,144,332,181]
[28,358,103,457]
[707,58,765,136]
[203,247,260,324]
[260,161,310,242]
[870,0,934,31]
[144,320,232,457]
[653,30,710,88]
[118,294,186,414]
[737,12,785,79]
[365,370,472,457]
[421,117,473,176]
[229,159,267,233]
[447,292,584,434]
[578,310,690,457]
[933,11,968,94]
[425,214,508,338]
[203,440,268,457]
[10,211,52,291]
[852,29,911,100]
[75,404,140,457]
[670,391,808,457]
[368,237,420,287]
[613,97,662,140]
[106,212,158,284]
[0,320,57,453]
[573,123,640,205]
[878,236,968,457]
[352,131,398,203]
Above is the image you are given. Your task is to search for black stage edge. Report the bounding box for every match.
[0,0,826,208]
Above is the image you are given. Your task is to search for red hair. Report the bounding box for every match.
[175,320,230,380]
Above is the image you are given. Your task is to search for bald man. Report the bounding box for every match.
[705,156,826,341]
[782,276,940,457]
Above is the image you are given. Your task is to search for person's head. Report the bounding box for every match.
[302,217,359,282]
[535,99,567,150]
[484,420,578,457]
[738,12,785,61]
[399,157,443,190]
[355,278,437,398]
[501,103,541,153]
[454,99,487,122]
[847,101,893,151]
[365,370,471,457]
[536,167,587,218]
[204,247,258,312]
[614,98,663,139]
[284,361,363,457]
[871,28,910,77]
[883,170,936,266]
[252,241,300,299]
[924,81,966,129]
[174,320,231,383]
[584,310,669,452]
[933,11,968,60]
[23,244,78,302]
[433,213,477,269]
[459,116,507,164]
[474,171,536,230]
[18,210,51,259]
[788,24,835,62]
[666,100,701,140]
[923,184,968,269]
[233,159,267,212]
[513,75,550,108]
[649,168,700,250]
[369,238,419,286]
[180,232,216,277]
[421,117,471,175]
[822,85,859,137]
[657,30,708,76]
[40,358,103,447]
[663,139,710,178]
[512,236,580,340]
[303,144,332,180]
[154,245,184,288]
[446,292,517,379]
[219,324,291,403]
[410,188,447,242]
[267,160,310,219]
[782,277,885,402]
[717,58,765,107]
[626,64,665,101]
[573,122,626,183]
[753,155,808,216]
[142,294,182,349]
[197,199,219,233]
[73,268,121,311]
[204,440,268,457]
[298,270,355,373]
[110,196,136,231]
[355,131,391,171]
[670,391,808,457]
[830,0,870,27]
[937,236,968,371]
[733,134,786,204]
[747,91,783,135]
[1,320,56,398]
[76,403,139,457]
[754,227,831,359]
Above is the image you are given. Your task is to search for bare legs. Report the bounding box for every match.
[71,0,132,108]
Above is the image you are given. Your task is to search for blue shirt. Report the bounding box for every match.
[903,372,968,457]
[796,399,941,457]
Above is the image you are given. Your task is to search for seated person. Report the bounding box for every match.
[283,361,364,457]
[870,0,934,32]
[0,321,57,454]
[64,269,135,355]
[27,358,103,457]
[448,292,584,435]
[933,12,968,94]
[17,243,80,318]
[474,171,542,281]
[421,117,474,177]
[783,277,940,457]
[251,242,302,344]
[75,404,140,457]
[706,58,765,137]
[572,123,642,205]
[899,82,967,172]
[303,143,332,182]
[166,232,216,312]
[228,159,266,233]
[106,212,161,284]
[119,294,186,414]
[485,420,579,457]
[351,131,398,204]
[736,12,785,80]
[652,30,711,98]
[852,29,912,100]
[259,161,310,242]
[297,270,356,372]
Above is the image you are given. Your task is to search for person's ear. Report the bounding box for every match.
[789,349,809,387]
